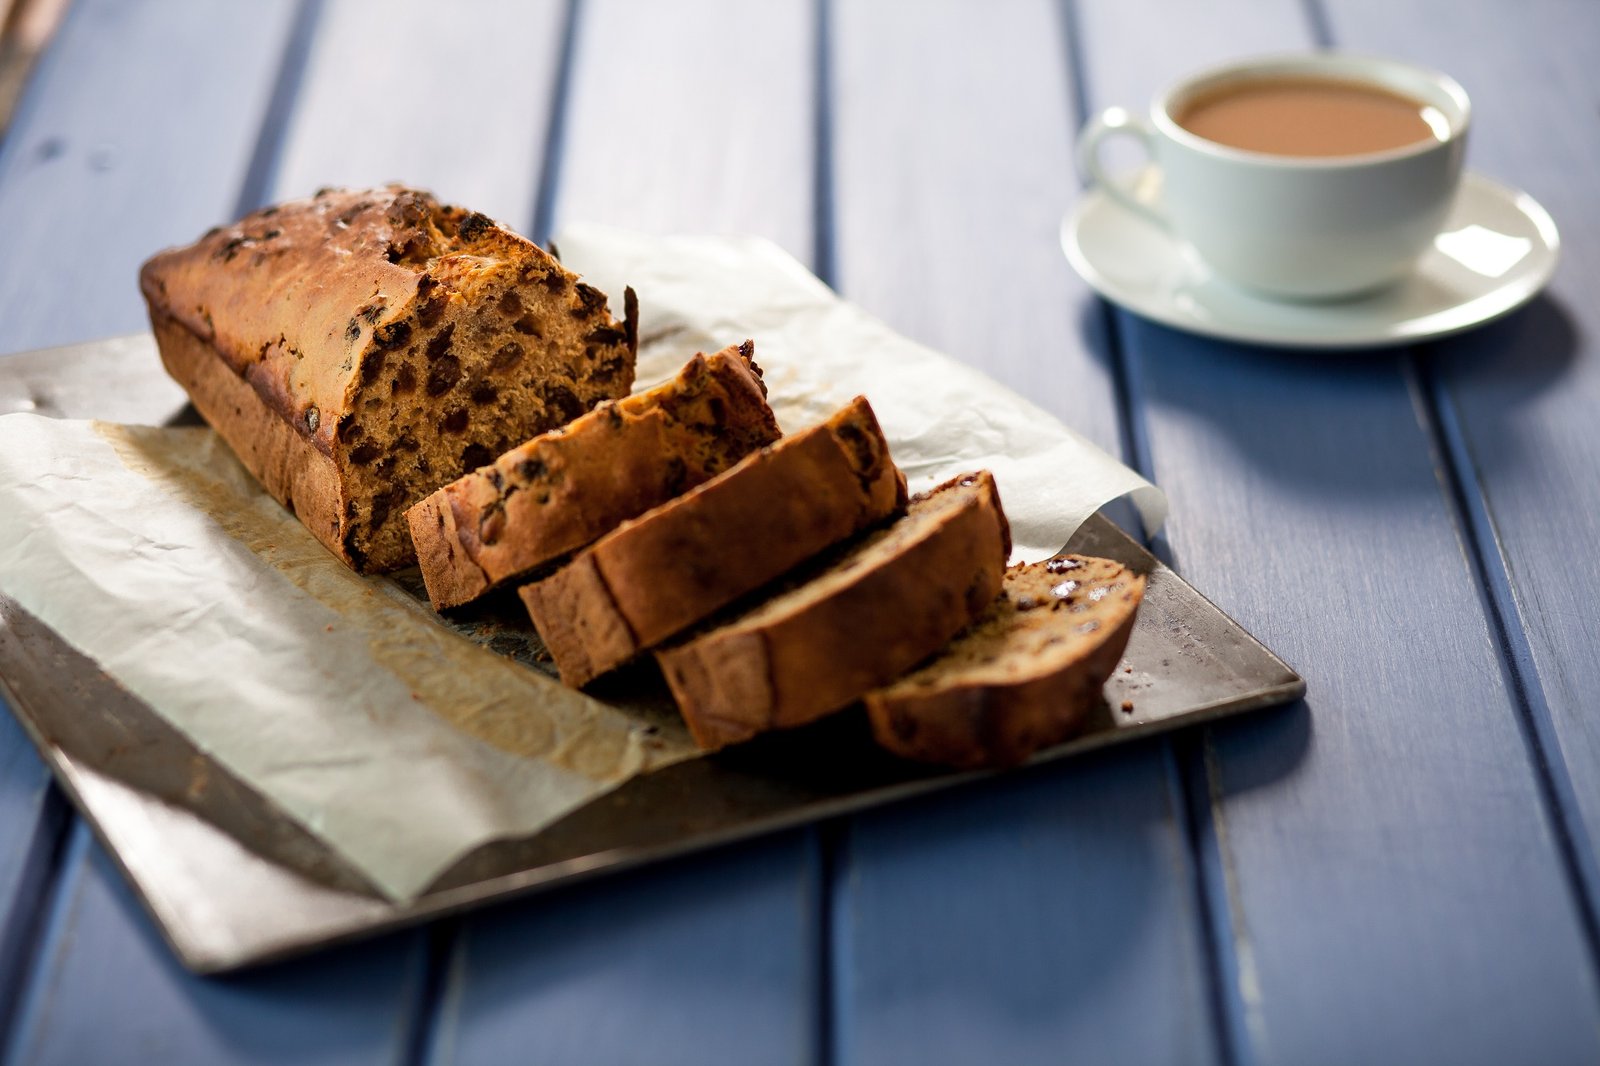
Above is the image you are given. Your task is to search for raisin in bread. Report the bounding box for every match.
[520,396,906,686]
[656,471,1010,751]
[408,342,780,609]
[139,185,637,572]
[865,555,1145,768]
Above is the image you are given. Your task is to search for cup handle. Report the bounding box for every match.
[1077,106,1168,229]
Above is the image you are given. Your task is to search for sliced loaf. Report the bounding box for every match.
[656,471,1010,751]
[140,185,637,572]
[520,396,906,686]
[865,555,1145,768]
[407,342,781,609]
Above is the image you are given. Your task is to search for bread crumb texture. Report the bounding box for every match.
[408,341,780,609]
[865,554,1146,767]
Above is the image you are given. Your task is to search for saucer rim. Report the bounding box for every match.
[1062,170,1561,351]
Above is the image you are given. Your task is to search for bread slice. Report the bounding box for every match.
[656,471,1011,751]
[520,396,907,686]
[141,185,637,572]
[865,555,1145,768]
[407,342,781,609]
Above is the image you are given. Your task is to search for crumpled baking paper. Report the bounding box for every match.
[0,416,696,902]
[0,227,1164,903]
[559,225,1166,559]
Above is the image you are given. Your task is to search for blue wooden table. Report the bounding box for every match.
[2,1,1598,1063]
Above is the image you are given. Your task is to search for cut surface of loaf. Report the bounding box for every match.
[656,471,1011,751]
[865,555,1146,768]
[140,184,637,572]
[407,341,781,609]
[520,396,907,687]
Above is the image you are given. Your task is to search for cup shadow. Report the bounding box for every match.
[1413,293,1581,461]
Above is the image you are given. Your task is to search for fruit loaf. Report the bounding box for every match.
[139,184,637,572]
[865,555,1145,768]
[407,341,781,609]
[656,471,1010,751]
[520,396,907,686]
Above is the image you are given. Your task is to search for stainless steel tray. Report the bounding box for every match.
[0,335,1307,974]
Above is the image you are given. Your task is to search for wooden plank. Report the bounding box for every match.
[431,836,822,1066]
[1322,0,1600,943]
[835,749,1215,1066]
[268,0,567,228]
[3,825,426,1066]
[0,0,296,353]
[831,0,1124,453]
[0,710,65,1032]
[1073,1,1600,1062]
[0,1,435,1060]
[825,2,1218,1062]
[429,2,823,1063]
[552,0,816,262]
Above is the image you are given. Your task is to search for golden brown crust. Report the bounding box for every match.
[520,396,907,686]
[150,311,346,555]
[864,556,1145,768]
[140,185,636,572]
[655,471,1009,750]
[407,342,781,610]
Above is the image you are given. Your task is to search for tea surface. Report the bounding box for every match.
[1176,76,1438,157]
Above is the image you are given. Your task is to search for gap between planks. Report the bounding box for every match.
[1404,351,1600,996]
[1059,0,1268,1062]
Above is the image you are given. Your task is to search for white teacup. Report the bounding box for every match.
[1078,53,1470,301]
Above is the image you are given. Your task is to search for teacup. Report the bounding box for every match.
[1078,52,1470,300]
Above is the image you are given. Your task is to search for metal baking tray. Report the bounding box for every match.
[0,335,1306,974]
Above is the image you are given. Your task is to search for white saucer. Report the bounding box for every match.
[1062,170,1560,350]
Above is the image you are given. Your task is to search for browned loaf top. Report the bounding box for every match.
[520,396,907,687]
[656,471,1011,751]
[139,184,638,572]
[865,554,1146,768]
[407,342,781,609]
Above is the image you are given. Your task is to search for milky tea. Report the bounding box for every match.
[1173,75,1444,158]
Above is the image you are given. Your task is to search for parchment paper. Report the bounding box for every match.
[0,227,1164,903]
[557,225,1166,559]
